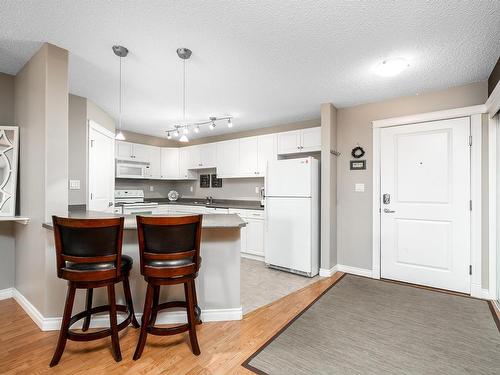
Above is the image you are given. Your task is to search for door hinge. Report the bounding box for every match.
[469,265,472,275]
[90,193,93,200]
[90,139,94,148]
[469,135,472,147]
[469,200,472,211]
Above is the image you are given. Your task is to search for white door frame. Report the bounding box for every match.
[372,105,485,298]
[86,120,115,208]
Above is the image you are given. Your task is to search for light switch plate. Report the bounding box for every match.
[149,186,154,192]
[69,180,80,190]
[354,183,365,192]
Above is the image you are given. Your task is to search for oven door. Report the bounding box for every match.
[116,163,147,179]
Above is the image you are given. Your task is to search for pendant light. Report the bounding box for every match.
[113,45,129,140]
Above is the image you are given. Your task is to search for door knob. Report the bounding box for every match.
[383,208,396,213]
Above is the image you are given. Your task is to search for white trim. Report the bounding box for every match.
[336,264,373,278]
[12,289,45,330]
[11,288,242,331]
[372,127,381,279]
[488,115,497,301]
[88,119,115,139]
[470,114,482,297]
[372,107,485,295]
[241,253,265,262]
[319,265,339,277]
[372,105,486,128]
[485,81,500,118]
[0,287,14,301]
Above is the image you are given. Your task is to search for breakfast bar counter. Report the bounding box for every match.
[41,211,245,329]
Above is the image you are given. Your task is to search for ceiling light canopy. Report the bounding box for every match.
[165,48,233,142]
[374,57,409,77]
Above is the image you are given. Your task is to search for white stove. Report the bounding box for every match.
[114,190,158,215]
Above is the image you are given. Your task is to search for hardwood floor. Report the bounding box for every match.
[0,272,344,374]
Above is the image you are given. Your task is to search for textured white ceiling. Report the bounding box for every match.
[0,1,499,139]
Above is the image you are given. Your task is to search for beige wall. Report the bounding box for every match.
[183,118,320,146]
[320,103,338,270]
[336,81,488,281]
[68,94,88,205]
[121,129,179,147]
[0,73,15,125]
[14,43,69,313]
[87,99,115,133]
[0,73,16,290]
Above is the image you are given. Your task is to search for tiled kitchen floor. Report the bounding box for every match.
[241,258,320,314]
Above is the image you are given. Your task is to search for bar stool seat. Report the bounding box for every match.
[66,254,133,272]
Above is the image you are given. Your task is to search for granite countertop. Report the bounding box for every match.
[143,198,265,211]
[42,209,246,230]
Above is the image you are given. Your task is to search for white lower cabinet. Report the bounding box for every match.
[229,209,265,260]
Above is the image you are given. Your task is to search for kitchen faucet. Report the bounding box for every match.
[206,196,213,205]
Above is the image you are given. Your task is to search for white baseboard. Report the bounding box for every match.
[470,283,483,298]
[481,288,496,300]
[319,265,339,277]
[241,253,264,262]
[336,264,373,278]
[12,289,46,330]
[0,287,14,301]
[12,288,242,332]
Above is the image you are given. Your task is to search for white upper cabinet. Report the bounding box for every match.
[179,147,196,179]
[277,127,321,155]
[116,141,135,160]
[277,130,301,154]
[147,146,162,179]
[199,143,217,168]
[216,139,239,177]
[160,148,179,179]
[257,134,277,176]
[239,137,259,176]
[300,127,321,152]
[186,145,201,169]
[133,143,154,163]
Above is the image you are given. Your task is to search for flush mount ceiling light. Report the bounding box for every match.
[165,48,233,142]
[374,57,409,77]
[113,45,129,140]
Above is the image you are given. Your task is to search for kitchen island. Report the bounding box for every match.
[41,210,245,330]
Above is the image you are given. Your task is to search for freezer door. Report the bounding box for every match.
[266,158,312,197]
[265,197,312,273]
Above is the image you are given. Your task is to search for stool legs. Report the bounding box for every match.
[122,275,140,328]
[50,285,76,367]
[82,288,93,331]
[107,284,122,362]
[149,285,160,326]
[185,280,201,355]
[133,283,154,360]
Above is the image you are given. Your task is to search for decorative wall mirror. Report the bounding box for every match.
[0,126,19,217]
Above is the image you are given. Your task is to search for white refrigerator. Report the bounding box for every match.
[265,157,319,277]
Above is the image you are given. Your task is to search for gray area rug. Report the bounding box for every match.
[243,274,500,375]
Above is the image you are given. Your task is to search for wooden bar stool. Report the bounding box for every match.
[133,215,203,360]
[50,216,140,367]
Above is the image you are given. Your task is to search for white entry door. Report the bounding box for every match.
[380,117,471,293]
[88,121,115,212]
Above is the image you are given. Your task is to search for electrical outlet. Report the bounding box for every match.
[69,180,80,190]
[149,186,154,192]
[190,185,194,192]
[255,186,260,194]
[354,183,365,192]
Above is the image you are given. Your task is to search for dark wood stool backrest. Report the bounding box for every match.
[52,216,124,282]
[136,215,203,278]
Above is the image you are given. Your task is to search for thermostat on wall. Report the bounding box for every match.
[350,160,366,170]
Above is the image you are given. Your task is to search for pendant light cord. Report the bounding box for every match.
[119,55,122,131]
[183,58,186,123]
